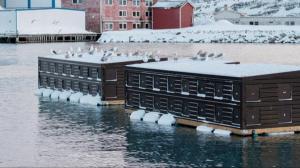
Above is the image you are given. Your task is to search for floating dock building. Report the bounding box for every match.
[125,59,300,136]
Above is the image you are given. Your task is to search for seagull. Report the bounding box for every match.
[154,55,160,62]
[50,49,58,55]
[215,53,223,59]
[207,53,214,58]
[88,45,94,55]
[173,53,178,61]
[143,56,149,63]
[133,51,139,56]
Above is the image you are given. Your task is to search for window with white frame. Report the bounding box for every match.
[104,22,113,31]
[105,0,113,5]
[119,23,127,30]
[133,23,141,29]
[73,0,83,4]
[145,11,152,17]
[133,11,140,17]
[119,0,127,5]
[119,10,127,17]
[133,0,140,6]
[145,0,152,6]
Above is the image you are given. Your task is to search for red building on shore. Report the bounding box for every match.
[152,1,194,29]
[62,0,158,33]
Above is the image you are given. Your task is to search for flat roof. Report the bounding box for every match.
[152,1,187,8]
[127,59,300,77]
[40,52,144,64]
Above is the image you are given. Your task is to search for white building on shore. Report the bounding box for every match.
[0,0,61,9]
[214,5,300,26]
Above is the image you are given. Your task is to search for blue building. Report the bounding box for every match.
[2,0,61,9]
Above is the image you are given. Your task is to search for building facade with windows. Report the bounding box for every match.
[215,6,300,26]
[62,0,158,33]
[1,0,61,9]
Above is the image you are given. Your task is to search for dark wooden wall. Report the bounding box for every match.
[125,67,242,128]
[242,71,300,129]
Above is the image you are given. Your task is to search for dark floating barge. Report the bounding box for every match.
[125,59,300,136]
[36,48,166,105]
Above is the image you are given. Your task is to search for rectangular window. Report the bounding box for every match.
[182,79,189,94]
[215,83,223,98]
[291,21,295,25]
[104,22,113,30]
[197,79,205,96]
[119,23,127,30]
[133,11,140,17]
[167,77,175,92]
[249,21,253,25]
[119,0,127,5]
[246,85,260,102]
[278,84,292,100]
[145,0,152,6]
[105,0,113,5]
[133,0,140,6]
[145,23,150,29]
[145,11,152,17]
[133,23,141,29]
[254,21,259,25]
[139,74,146,88]
[73,0,83,4]
[119,10,127,17]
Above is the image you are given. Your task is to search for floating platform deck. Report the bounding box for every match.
[0,33,100,43]
[125,58,300,136]
[37,50,167,105]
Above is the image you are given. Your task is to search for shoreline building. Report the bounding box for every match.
[214,5,300,26]
[0,0,61,9]
[62,0,158,33]
[0,0,98,43]
[152,0,194,29]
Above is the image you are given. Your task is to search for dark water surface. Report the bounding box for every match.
[1,43,300,167]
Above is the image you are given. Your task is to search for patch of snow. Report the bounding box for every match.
[196,125,214,133]
[153,88,160,91]
[213,129,232,136]
[50,90,61,100]
[127,59,300,78]
[98,21,300,44]
[79,94,101,106]
[130,110,146,121]
[197,93,206,97]
[214,96,223,100]
[181,91,190,95]
[143,112,161,123]
[157,114,176,126]
[59,90,73,101]
[34,88,46,96]
[69,92,84,103]
[42,88,54,97]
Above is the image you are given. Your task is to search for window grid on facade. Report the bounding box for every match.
[145,0,152,6]
[105,0,113,5]
[133,11,140,17]
[133,23,141,29]
[119,10,127,17]
[133,0,140,6]
[119,23,127,30]
[119,0,127,5]
[73,0,83,4]
[145,11,152,17]
[104,22,113,30]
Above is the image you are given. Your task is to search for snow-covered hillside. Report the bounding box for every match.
[99,20,300,44]
[195,0,300,19]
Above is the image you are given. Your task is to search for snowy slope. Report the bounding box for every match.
[195,0,300,17]
[99,20,300,44]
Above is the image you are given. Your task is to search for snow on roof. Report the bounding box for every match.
[40,52,144,64]
[127,59,300,78]
[152,0,188,8]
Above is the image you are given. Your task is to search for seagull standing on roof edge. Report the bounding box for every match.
[50,49,58,55]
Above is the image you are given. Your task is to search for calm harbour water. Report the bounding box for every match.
[1,42,300,167]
